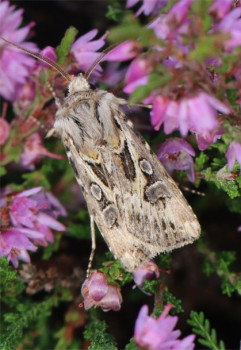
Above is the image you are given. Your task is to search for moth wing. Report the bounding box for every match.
[100,115,201,271]
[60,93,201,272]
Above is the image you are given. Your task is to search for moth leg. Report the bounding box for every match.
[86,215,96,277]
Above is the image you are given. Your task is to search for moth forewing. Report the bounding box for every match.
[54,73,201,272]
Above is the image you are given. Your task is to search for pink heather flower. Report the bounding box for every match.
[133,261,160,288]
[226,141,241,170]
[124,58,150,94]
[39,46,57,67]
[0,228,38,267]
[71,29,107,74]
[20,132,65,170]
[134,304,196,350]
[105,40,141,62]
[209,0,233,20]
[81,270,122,312]
[217,7,241,51]
[157,138,195,182]
[0,186,66,266]
[0,1,37,101]
[126,0,168,16]
[150,92,229,141]
[196,125,225,151]
[148,15,170,41]
[167,0,194,24]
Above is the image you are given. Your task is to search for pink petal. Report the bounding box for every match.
[99,285,122,312]
[126,0,139,8]
[125,58,149,84]
[204,93,229,114]
[134,305,149,338]
[17,186,43,198]
[71,29,98,50]
[151,96,169,130]
[89,271,108,301]
[106,41,141,62]
[37,212,66,231]
[163,101,179,134]
[17,227,45,240]
[123,75,149,94]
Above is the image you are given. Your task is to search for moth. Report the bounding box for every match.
[1,37,201,272]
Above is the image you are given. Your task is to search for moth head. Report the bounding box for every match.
[68,74,90,94]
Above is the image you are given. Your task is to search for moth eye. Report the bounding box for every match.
[145,181,171,203]
[103,205,118,228]
[139,159,153,175]
[90,183,102,200]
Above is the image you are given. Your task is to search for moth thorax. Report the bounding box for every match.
[68,75,90,94]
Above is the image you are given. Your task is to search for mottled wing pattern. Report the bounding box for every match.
[54,88,201,272]
[108,115,201,270]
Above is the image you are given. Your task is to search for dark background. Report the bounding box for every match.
[11,1,241,349]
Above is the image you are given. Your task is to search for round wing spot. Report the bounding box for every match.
[103,205,118,228]
[145,181,171,203]
[90,183,102,201]
[139,158,153,175]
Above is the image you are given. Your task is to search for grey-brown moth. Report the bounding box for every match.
[0,37,201,272]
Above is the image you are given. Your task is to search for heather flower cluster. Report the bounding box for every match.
[0,187,66,267]
[121,0,241,174]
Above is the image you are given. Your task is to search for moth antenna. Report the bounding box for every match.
[0,36,72,82]
[84,44,118,81]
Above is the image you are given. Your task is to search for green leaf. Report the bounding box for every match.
[1,290,70,350]
[100,254,133,286]
[125,338,138,350]
[226,88,239,107]
[142,279,160,294]
[195,152,209,171]
[84,310,117,350]
[106,0,125,22]
[0,257,25,308]
[218,180,240,199]
[56,26,78,65]
[187,311,226,350]
[163,290,184,314]
[201,248,240,296]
